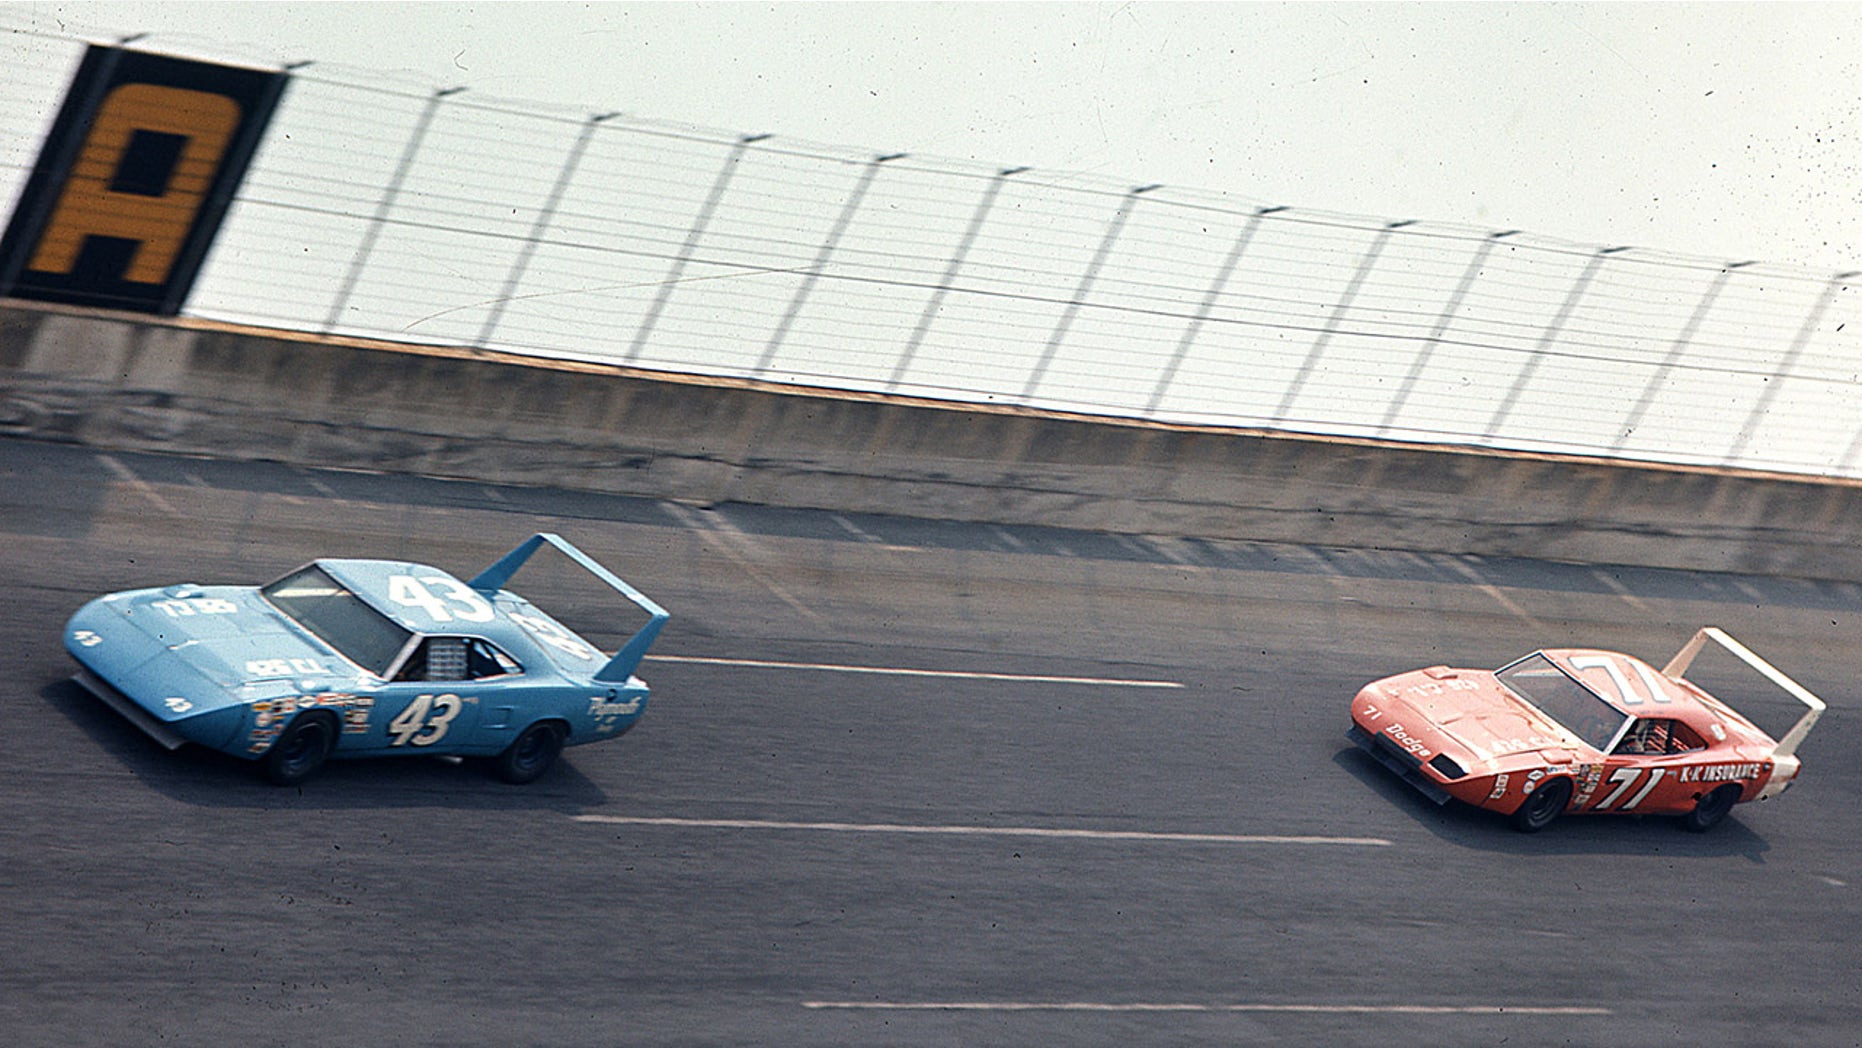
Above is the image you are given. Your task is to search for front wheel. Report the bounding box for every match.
[1681,784,1741,832]
[263,713,337,786]
[492,721,566,784]
[1509,777,1572,833]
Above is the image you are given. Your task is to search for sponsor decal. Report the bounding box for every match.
[244,657,327,677]
[1383,722,1431,759]
[1401,678,1481,699]
[1487,773,1511,801]
[1679,763,1762,784]
[247,692,374,750]
[1572,764,1604,807]
[153,597,237,617]
[588,695,643,732]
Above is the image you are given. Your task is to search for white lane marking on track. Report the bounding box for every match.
[831,514,881,543]
[1591,569,1651,612]
[800,1001,1610,1015]
[663,503,822,623]
[98,455,180,517]
[574,815,1390,847]
[643,654,1183,688]
[987,525,1029,552]
[1446,558,1545,630]
[1147,538,1194,566]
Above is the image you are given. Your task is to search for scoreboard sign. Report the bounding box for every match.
[0,47,287,315]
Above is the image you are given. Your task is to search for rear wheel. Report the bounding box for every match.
[263,713,337,786]
[1681,784,1741,832]
[1509,777,1572,833]
[492,721,566,784]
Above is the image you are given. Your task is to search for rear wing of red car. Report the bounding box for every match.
[1662,627,1825,759]
[468,533,669,684]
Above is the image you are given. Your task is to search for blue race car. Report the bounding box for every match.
[64,533,668,785]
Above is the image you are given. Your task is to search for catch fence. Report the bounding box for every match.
[4,25,1859,477]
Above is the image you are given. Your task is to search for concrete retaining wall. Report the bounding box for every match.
[5,299,1861,581]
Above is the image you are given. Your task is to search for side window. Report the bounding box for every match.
[1614,718,1703,756]
[1664,720,1706,753]
[1615,718,1667,755]
[394,637,465,682]
[467,639,522,679]
[393,638,521,682]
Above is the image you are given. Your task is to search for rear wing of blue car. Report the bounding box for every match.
[468,533,669,684]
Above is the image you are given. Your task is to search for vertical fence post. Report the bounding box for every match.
[626,131,769,363]
[1021,183,1160,402]
[1609,260,1751,454]
[1377,230,1514,437]
[1272,219,1408,425]
[1481,245,1627,441]
[1724,271,1857,465]
[474,111,617,349]
[1145,205,1283,416]
[754,151,905,376]
[322,85,465,333]
[886,165,1027,392]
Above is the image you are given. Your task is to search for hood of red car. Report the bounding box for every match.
[1371,667,1592,764]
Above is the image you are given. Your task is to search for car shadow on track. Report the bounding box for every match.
[41,679,611,812]
[1333,746,1774,861]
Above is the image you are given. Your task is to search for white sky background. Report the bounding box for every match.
[11,1,1862,273]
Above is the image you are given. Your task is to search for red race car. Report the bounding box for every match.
[1348,628,1824,832]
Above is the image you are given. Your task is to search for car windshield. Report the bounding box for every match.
[261,565,411,677]
[1494,653,1631,752]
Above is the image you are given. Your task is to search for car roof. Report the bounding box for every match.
[314,558,535,650]
[1538,648,1709,718]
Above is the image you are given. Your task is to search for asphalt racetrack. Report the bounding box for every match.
[3,436,1857,1046]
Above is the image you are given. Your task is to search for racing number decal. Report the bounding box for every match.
[1595,767,1667,811]
[387,575,495,623]
[508,611,597,661]
[1569,655,1671,706]
[387,693,463,747]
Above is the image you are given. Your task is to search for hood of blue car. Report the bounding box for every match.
[97,584,365,690]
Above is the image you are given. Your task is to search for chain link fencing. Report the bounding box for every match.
[5,25,1859,478]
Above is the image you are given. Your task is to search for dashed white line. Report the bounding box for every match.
[831,514,882,543]
[98,455,180,517]
[663,503,822,623]
[643,653,1182,688]
[1592,568,1651,612]
[800,1000,1609,1016]
[1447,558,1546,630]
[987,525,1029,553]
[573,814,1390,847]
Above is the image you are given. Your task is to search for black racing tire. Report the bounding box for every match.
[492,721,566,785]
[1681,784,1741,833]
[1509,777,1572,833]
[262,712,338,786]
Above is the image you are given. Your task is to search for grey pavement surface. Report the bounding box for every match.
[2,436,1857,1047]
